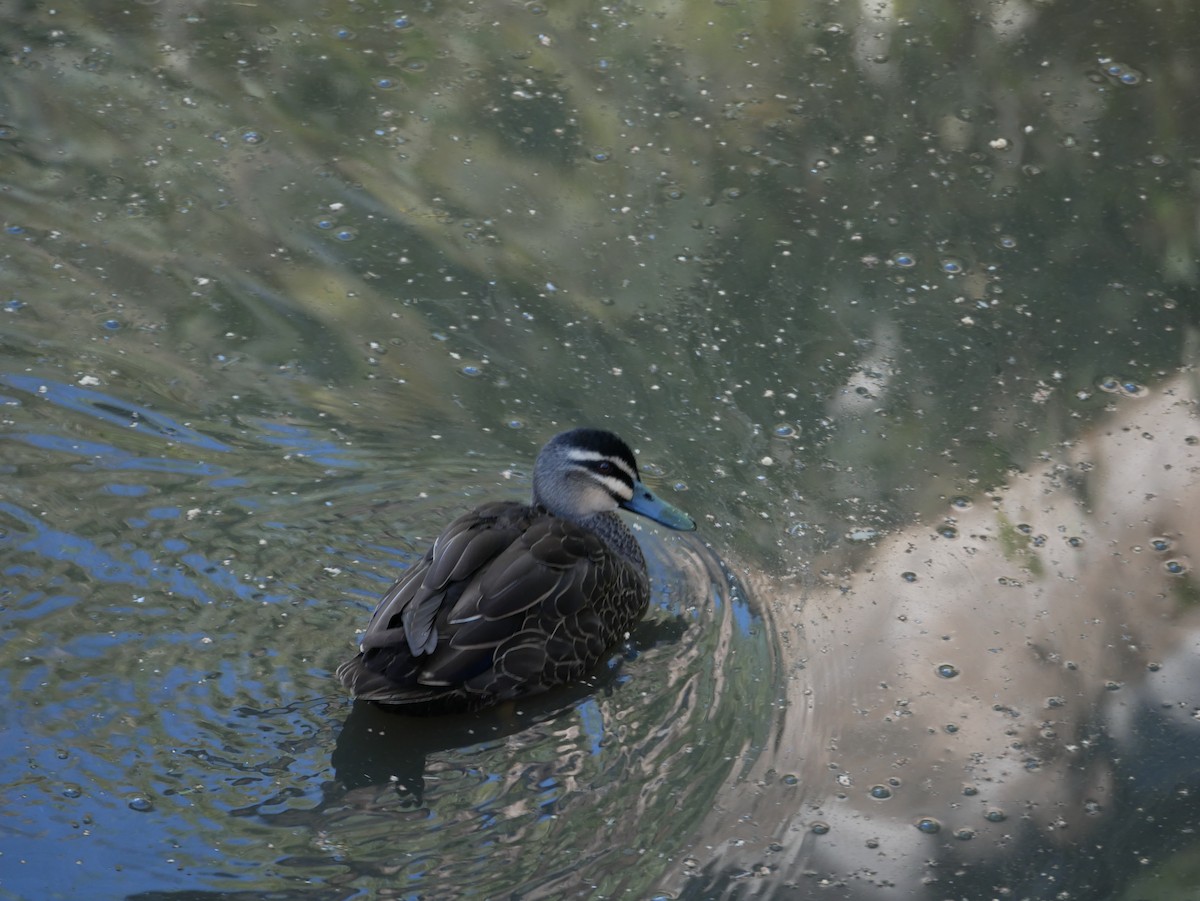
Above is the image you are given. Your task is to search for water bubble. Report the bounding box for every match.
[6,225,26,235]
[900,571,917,583]
[1016,523,1033,534]
[995,234,1017,250]
[1100,59,1143,86]
[1046,696,1066,708]
[773,423,798,438]
[950,496,972,510]
[781,773,799,786]
[590,149,612,163]
[940,258,965,274]
[62,785,82,798]
[4,298,26,312]
[392,15,411,29]
[869,785,893,800]
[240,129,265,145]
[944,723,959,734]
[936,663,960,679]
[810,821,831,835]
[1065,536,1084,548]
[506,419,525,430]
[914,817,941,834]
[127,795,154,812]
[374,76,400,91]
[984,808,1007,822]
[954,827,976,841]
[936,524,959,540]
[333,226,358,242]
[1150,537,1172,552]
[1164,560,1188,575]
[312,216,336,231]
[848,528,879,542]
[962,785,979,796]
[890,251,917,268]
[1096,375,1121,393]
[723,187,744,200]
[459,364,482,378]
[331,26,355,39]
[103,319,122,330]
[1119,380,1149,398]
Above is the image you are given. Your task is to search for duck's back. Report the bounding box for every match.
[336,500,651,713]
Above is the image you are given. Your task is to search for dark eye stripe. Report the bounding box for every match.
[566,448,637,484]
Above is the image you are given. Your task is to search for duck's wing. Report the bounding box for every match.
[337,505,640,710]
[351,500,526,655]
[409,516,610,687]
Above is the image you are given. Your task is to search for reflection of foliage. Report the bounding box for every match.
[2,2,1194,536]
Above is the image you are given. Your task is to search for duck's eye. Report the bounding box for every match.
[595,460,614,475]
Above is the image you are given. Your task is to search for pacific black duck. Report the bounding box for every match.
[336,427,696,714]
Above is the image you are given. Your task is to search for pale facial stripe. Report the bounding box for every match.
[565,448,637,480]
[565,448,636,500]
[587,472,634,501]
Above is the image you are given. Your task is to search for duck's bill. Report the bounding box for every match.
[623,480,697,531]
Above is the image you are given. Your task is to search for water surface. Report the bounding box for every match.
[1,1,1198,899]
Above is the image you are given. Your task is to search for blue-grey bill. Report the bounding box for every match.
[623,479,697,531]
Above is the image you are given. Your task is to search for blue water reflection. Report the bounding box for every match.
[0,500,284,605]
[6,432,222,476]
[1,375,230,453]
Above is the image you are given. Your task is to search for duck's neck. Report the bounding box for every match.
[574,510,646,571]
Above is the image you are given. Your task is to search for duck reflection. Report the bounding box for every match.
[331,613,689,802]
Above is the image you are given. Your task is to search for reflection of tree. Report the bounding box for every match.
[6,0,1195,431]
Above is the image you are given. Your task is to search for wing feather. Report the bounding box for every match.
[338,500,652,712]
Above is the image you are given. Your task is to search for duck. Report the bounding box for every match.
[336,427,697,714]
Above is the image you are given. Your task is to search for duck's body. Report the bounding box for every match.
[336,428,695,714]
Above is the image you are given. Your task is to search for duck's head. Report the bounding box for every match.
[532,428,696,531]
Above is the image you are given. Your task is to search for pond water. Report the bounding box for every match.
[1,1,1198,899]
